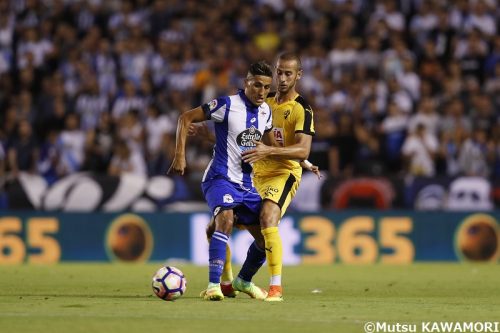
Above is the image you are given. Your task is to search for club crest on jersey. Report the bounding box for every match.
[223,194,234,203]
[284,110,290,119]
[236,125,262,150]
[208,99,218,111]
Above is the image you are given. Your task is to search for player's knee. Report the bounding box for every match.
[215,210,234,234]
[260,209,278,228]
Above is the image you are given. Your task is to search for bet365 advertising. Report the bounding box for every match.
[0,211,498,264]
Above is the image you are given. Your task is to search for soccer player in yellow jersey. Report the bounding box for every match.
[242,52,315,302]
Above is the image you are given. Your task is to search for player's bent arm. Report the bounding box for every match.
[168,106,206,175]
[242,133,312,163]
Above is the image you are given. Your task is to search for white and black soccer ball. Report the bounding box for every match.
[152,266,187,301]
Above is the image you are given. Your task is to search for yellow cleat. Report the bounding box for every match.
[202,285,224,301]
[264,285,283,302]
[232,277,268,300]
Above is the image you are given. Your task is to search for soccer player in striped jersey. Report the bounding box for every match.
[242,52,316,301]
[168,61,274,301]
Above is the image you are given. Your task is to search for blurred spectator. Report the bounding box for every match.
[75,76,110,131]
[111,80,147,121]
[144,104,175,175]
[370,0,405,33]
[118,109,145,155]
[91,38,119,97]
[408,97,440,135]
[402,123,438,177]
[108,139,147,177]
[469,93,495,134]
[38,129,60,184]
[437,127,465,177]
[380,101,407,173]
[56,113,85,176]
[463,0,496,37]
[16,27,55,69]
[7,119,39,177]
[309,107,335,171]
[458,127,490,177]
[354,121,382,175]
[82,112,115,174]
[329,113,358,177]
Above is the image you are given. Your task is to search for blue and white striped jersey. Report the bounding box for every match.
[201,90,273,187]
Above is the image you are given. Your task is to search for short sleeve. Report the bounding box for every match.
[293,102,315,136]
[202,96,229,123]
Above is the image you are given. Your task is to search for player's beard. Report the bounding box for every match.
[278,80,296,95]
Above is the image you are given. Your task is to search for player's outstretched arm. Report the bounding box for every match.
[167,106,206,176]
[242,133,312,164]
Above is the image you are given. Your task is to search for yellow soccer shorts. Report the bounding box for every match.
[254,172,300,217]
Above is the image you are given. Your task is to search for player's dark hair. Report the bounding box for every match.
[276,52,302,71]
[248,60,273,78]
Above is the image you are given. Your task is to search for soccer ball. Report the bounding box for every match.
[152,266,187,301]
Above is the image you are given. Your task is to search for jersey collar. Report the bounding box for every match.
[238,89,259,113]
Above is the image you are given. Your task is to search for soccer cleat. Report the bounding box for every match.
[202,284,224,301]
[199,282,239,298]
[232,277,268,300]
[221,282,239,298]
[264,285,283,302]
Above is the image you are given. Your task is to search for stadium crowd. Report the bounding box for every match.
[1,0,500,193]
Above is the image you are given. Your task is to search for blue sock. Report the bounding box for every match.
[238,241,266,282]
[209,231,229,284]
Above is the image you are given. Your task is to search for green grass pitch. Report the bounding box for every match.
[0,263,499,333]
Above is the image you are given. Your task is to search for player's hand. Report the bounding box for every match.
[167,157,187,176]
[310,165,322,179]
[241,140,272,163]
[300,160,322,179]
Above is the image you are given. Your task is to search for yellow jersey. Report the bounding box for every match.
[253,92,315,180]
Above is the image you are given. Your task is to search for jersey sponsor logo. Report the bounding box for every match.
[284,110,290,119]
[208,99,218,111]
[273,128,284,147]
[264,186,279,198]
[223,194,234,203]
[236,125,262,150]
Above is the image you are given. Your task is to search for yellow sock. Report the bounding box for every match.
[221,243,233,283]
[261,227,282,280]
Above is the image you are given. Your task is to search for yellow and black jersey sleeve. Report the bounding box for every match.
[293,95,315,136]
